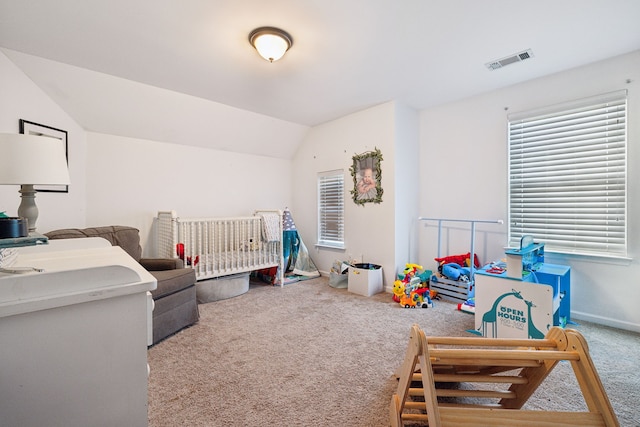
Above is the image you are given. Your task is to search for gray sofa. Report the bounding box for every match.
[45,225,199,345]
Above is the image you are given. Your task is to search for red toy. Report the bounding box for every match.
[434,252,480,269]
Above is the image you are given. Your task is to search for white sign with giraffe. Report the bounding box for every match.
[474,274,554,339]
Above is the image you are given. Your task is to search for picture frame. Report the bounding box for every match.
[350,147,383,205]
[19,119,69,193]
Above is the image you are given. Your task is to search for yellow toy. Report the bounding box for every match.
[392,280,406,298]
[403,263,423,280]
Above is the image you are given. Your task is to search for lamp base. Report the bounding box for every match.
[17,184,38,233]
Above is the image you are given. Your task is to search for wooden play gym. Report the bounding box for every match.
[391,324,619,426]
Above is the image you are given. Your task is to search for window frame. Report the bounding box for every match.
[507,90,628,258]
[317,169,345,249]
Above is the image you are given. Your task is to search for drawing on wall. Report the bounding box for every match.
[350,148,383,205]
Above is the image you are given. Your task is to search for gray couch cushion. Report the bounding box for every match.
[150,268,196,300]
[46,226,142,261]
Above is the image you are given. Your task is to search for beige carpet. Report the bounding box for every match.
[148,276,639,426]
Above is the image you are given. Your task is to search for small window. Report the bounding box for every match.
[317,170,345,249]
[508,90,627,257]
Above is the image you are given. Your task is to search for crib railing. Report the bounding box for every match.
[156,210,284,285]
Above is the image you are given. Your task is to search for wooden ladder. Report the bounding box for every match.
[390,324,619,426]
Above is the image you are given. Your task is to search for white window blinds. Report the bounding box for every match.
[508,90,627,256]
[317,170,345,248]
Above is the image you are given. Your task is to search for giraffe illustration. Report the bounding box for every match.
[476,289,523,337]
[524,299,546,339]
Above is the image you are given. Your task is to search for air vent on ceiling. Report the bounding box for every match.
[486,49,534,70]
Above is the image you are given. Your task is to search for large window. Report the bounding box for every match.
[508,90,627,257]
[317,170,345,248]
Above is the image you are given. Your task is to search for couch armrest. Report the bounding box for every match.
[140,257,184,271]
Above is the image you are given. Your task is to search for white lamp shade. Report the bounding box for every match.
[253,33,290,62]
[0,133,70,185]
[249,27,293,62]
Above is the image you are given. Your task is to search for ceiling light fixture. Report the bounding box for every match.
[249,27,293,63]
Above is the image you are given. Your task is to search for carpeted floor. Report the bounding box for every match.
[147,276,640,426]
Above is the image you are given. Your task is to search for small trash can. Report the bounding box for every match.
[348,263,383,296]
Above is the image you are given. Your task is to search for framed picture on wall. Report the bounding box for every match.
[350,147,383,205]
[19,119,69,193]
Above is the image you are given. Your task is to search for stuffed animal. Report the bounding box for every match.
[434,252,480,268]
[442,262,470,282]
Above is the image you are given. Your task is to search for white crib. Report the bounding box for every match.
[156,210,284,286]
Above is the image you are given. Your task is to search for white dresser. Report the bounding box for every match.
[0,238,157,427]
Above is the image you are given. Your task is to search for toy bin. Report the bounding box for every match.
[348,263,383,296]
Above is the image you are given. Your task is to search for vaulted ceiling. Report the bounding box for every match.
[1,1,639,158]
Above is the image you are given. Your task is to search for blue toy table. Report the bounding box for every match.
[474,263,570,338]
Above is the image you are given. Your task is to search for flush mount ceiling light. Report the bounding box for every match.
[249,27,293,62]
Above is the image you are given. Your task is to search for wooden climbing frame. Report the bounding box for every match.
[391,324,619,427]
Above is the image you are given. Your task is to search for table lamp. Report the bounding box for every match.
[0,133,70,234]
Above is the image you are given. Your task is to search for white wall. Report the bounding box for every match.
[419,50,640,332]
[291,102,400,287]
[393,103,420,275]
[86,133,292,255]
[0,50,86,232]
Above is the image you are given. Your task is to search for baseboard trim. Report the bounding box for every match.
[570,310,640,333]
